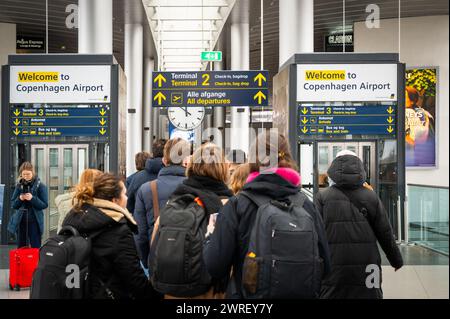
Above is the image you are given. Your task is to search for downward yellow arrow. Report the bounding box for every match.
[254,73,267,87]
[13,128,20,136]
[99,128,107,135]
[154,92,167,105]
[387,116,394,124]
[301,117,308,124]
[387,106,394,114]
[14,109,20,116]
[301,107,308,115]
[13,119,20,126]
[301,127,308,134]
[253,91,267,104]
[99,108,107,116]
[99,118,107,126]
[154,74,167,88]
[387,126,394,133]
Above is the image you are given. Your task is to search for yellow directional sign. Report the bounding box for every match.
[387,126,394,133]
[387,106,394,114]
[99,108,107,116]
[301,117,308,125]
[253,91,267,104]
[14,109,21,116]
[254,73,267,87]
[154,74,167,88]
[13,128,20,136]
[387,116,394,124]
[301,107,309,115]
[301,127,309,134]
[99,128,107,135]
[13,119,20,126]
[154,92,167,105]
[99,118,107,126]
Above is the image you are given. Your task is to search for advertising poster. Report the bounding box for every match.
[405,68,437,167]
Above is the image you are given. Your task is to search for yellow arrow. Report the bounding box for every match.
[13,128,20,136]
[301,127,308,134]
[13,119,20,126]
[14,109,21,116]
[301,107,308,115]
[99,128,107,135]
[154,92,167,105]
[387,106,394,114]
[387,116,394,124]
[99,108,107,116]
[154,74,167,88]
[99,118,107,126]
[253,73,267,87]
[253,91,267,104]
[387,126,394,133]
[301,117,308,125]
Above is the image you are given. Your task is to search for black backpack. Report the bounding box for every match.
[151,194,211,297]
[30,226,113,299]
[240,191,323,299]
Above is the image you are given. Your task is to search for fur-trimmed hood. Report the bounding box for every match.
[93,198,137,226]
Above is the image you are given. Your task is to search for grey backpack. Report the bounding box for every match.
[240,191,323,299]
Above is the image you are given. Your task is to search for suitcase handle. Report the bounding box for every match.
[58,226,80,237]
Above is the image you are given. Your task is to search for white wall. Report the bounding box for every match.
[0,23,17,181]
[354,15,449,188]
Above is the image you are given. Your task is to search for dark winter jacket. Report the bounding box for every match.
[314,155,404,299]
[134,165,186,268]
[203,169,331,299]
[127,158,164,214]
[62,199,155,299]
[8,178,48,236]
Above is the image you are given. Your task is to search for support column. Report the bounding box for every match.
[125,24,144,175]
[78,0,113,53]
[143,58,154,153]
[230,0,250,155]
[212,32,226,149]
[279,0,314,67]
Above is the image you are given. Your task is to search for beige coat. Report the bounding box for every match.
[55,192,75,233]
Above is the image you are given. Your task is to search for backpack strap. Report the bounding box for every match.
[239,191,271,207]
[151,180,160,220]
[333,186,369,219]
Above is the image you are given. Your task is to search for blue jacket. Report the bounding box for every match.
[127,158,164,215]
[134,165,186,268]
[8,178,49,236]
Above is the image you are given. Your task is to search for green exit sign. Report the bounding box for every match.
[201,51,222,62]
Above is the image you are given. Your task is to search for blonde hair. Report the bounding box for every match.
[229,163,250,194]
[187,143,229,184]
[163,138,191,166]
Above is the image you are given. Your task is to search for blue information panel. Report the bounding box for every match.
[151,71,269,107]
[298,105,396,136]
[10,107,109,137]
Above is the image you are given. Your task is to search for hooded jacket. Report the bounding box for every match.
[9,178,48,236]
[62,199,154,299]
[55,192,75,233]
[134,165,186,268]
[314,155,404,299]
[127,158,164,214]
[203,168,331,299]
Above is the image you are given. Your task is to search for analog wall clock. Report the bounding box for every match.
[168,106,205,131]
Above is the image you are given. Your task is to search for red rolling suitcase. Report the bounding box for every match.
[9,247,39,291]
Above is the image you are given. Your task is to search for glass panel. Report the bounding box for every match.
[300,144,313,188]
[78,148,87,180]
[347,146,357,154]
[34,148,45,183]
[318,146,329,174]
[63,148,73,192]
[332,145,343,159]
[48,148,59,234]
[408,185,449,255]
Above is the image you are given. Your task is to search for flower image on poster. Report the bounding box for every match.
[405,68,437,167]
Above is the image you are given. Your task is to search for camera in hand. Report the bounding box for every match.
[19,178,33,194]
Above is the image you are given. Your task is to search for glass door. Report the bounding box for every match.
[31,144,89,240]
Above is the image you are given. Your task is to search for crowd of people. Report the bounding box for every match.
[8,132,403,299]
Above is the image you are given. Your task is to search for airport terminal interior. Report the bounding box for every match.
[0,0,448,300]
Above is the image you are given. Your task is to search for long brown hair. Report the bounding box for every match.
[187,143,229,183]
[248,132,298,173]
[229,163,250,194]
[74,173,124,210]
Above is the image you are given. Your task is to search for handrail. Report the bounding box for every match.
[408,184,449,190]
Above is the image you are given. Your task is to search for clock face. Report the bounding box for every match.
[168,107,205,131]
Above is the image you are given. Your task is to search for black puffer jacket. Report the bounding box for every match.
[314,155,403,299]
[63,199,155,299]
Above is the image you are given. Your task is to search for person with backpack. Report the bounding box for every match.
[150,143,234,299]
[58,173,154,299]
[314,150,403,299]
[203,132,331,299]
[126,151,154,214]
[134,138,190,270]
[8,162,48,248]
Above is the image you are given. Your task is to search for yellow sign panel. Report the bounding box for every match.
[18,72,59,82]
[305,70,346,81]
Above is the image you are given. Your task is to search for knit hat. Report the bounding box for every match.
[335,149,358,158]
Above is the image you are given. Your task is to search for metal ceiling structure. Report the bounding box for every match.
[142,0,236,71]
